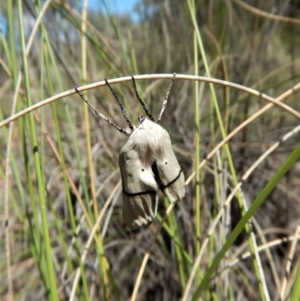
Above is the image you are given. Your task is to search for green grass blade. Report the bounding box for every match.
[192,143,300,299]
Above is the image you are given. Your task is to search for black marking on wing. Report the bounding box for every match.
[123,189,157,197]
[150,160,183,191]
[160,169,183,190]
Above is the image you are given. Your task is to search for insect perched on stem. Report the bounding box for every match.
[76,74,185,230]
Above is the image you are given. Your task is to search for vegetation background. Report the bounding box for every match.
[1,0,300,300]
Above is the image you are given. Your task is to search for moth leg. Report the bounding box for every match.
[104,79,134,132]
[131,75,155,122]
[157,72,176,124]
[75,86,131,135]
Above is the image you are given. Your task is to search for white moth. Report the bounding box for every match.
[120,118,185,229]
[76,74,185,230]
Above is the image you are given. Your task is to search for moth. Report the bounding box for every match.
[76,74,185,230]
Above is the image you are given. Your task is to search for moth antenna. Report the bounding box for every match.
[131,75,155,122]
[157,72,176,124]
[105,79,135,132]
[75,86,131,135]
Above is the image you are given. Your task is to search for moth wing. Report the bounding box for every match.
[119,141,158,230]
[122,192,158,230]
[156,129,185,203]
